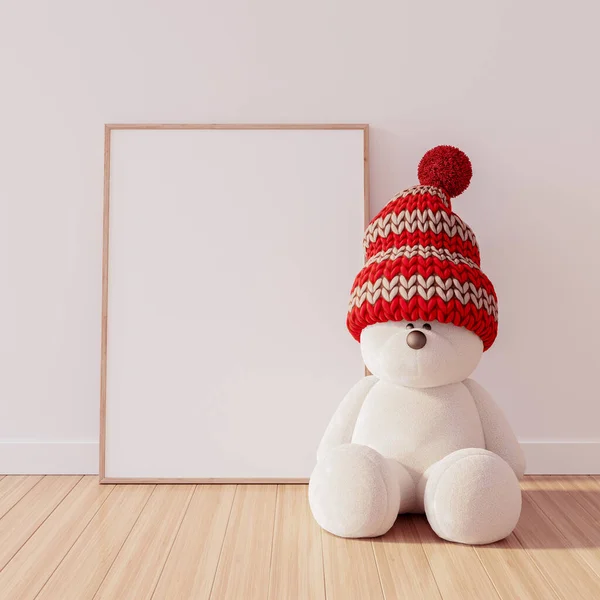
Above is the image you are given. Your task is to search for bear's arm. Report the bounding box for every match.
[464,378,526,480]
[316,375,378,462]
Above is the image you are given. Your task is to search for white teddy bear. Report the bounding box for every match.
[309,146,525,545]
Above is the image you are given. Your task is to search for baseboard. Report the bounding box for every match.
[1,440,598,476]
[522,441,600,474]
[0,441,99,475]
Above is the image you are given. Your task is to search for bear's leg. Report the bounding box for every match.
[308,443,414,538]
[418,448,521,545]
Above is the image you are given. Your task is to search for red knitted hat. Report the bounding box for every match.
[347,145,498,350]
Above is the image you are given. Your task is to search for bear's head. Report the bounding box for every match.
[360,320,483,388]
[347,147,498,380]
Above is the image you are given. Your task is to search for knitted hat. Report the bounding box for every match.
[347,145,498,350]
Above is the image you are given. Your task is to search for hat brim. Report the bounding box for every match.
[347,254,498,351]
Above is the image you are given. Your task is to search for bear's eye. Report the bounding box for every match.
[423,323,432,330]
[406,323,414,330]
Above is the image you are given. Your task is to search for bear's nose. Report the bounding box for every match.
[406,330,427,350]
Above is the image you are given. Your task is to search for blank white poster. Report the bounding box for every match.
[103,126,366,480]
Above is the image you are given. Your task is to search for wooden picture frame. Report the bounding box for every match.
[100,124,369,483]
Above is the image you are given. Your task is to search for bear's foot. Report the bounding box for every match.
[308,444,409,538]
[421,448,522,545]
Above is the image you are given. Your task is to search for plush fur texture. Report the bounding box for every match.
[309,320,525,545]
[360,321,483,388]
[309,444,404,538]
[420,448,521,545]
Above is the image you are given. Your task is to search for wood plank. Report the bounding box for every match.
[0,475,43,519]
[152,485,236,600]
[268,485,325,600]
[526,475,600,527]
[526,475,600,515]
[2,476,598,600]
[94,484,194,599]
[210,484,277,600]
[372,515,441,600]
[560,475,600,489]
[513,492,600,599]
[0,477,114,598]
[36,484,154,600]
[322,531,383,600]
[474,533,559,599]
[94,485,194,600]
[412,515,500,600]
[560,476,600,514]
[525,477,600,578]
[520,475,571,493]
[545,475,600,516]
[0,475,81,570]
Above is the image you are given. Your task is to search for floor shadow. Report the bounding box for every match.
[373,489,600,550]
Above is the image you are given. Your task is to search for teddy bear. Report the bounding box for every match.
[308,146,525,545]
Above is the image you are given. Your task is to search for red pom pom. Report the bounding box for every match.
[417,145,472,198]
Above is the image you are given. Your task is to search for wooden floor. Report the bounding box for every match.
[0,476,599,599]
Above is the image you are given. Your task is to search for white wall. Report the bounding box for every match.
[1,0,599,474]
